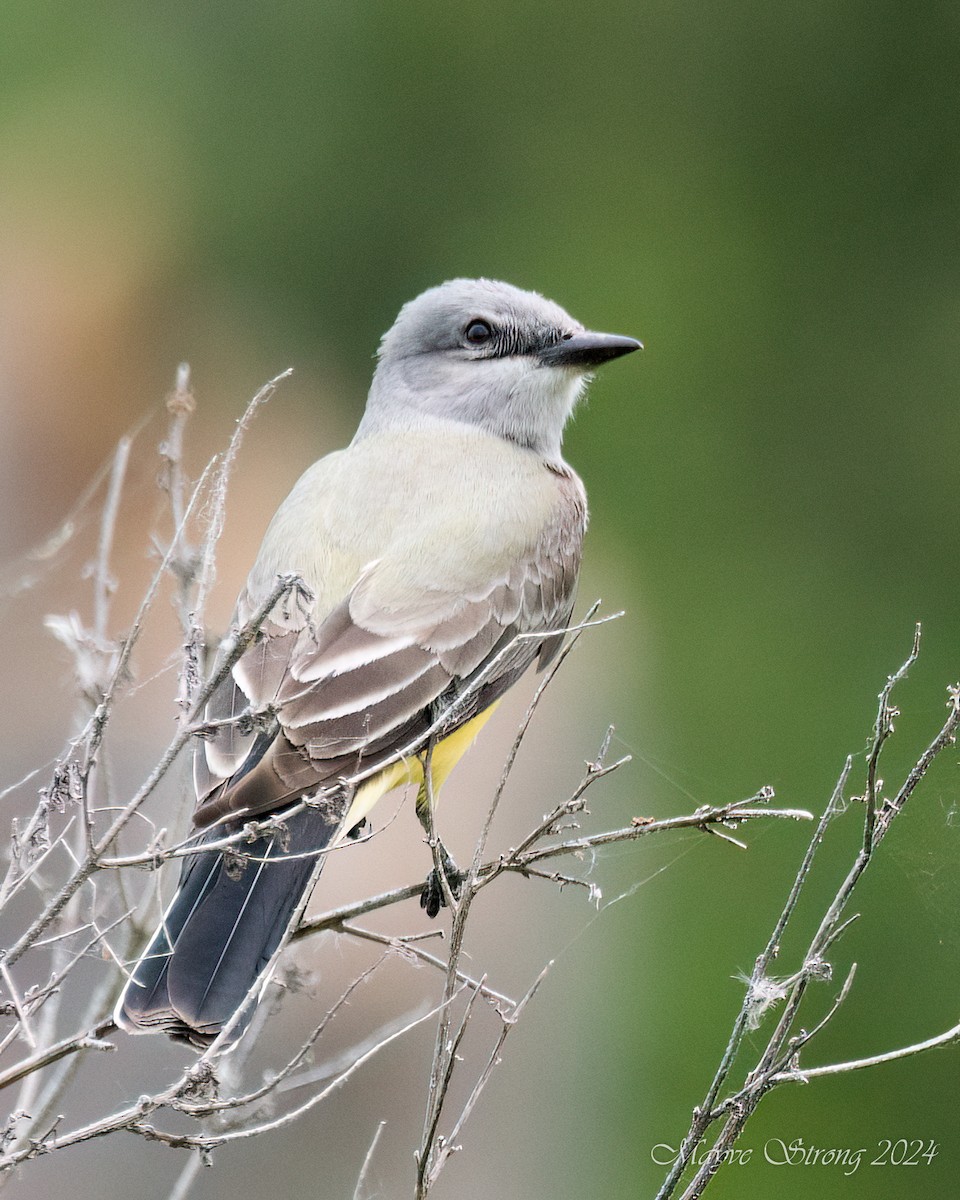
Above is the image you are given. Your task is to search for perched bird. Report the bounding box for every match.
[116,278,640,1045]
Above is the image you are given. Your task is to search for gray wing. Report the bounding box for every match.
[192,469,585,829]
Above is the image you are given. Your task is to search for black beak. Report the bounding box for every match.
[539,330,643,369]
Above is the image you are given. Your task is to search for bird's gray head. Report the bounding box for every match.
[356,278,640,461]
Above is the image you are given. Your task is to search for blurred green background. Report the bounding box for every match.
[2,3,959,1198]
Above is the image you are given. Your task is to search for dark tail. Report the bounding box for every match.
[116,805,340,1046]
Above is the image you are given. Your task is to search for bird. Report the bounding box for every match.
[115,278,641,1046]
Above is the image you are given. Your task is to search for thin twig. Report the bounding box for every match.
[657,634,960,1200]
[4,574,308,968]
[337,922,516,1008]
[0,1021,116,1094]
[353,1120,387,1200]
[291,794,803,944]
[863,622,921,850]
[770,1018,960,1082]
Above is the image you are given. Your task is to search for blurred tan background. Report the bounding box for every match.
[2,4,960,1198]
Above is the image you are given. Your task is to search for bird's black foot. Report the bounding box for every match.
[420,848,465,918]
[345,817,370,841]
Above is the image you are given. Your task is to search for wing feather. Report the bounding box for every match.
[192,462,585,829]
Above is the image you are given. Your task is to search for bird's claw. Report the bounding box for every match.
[420,851,464,918]
[345,817,369,840]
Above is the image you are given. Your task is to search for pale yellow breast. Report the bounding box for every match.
[246,428,565,624]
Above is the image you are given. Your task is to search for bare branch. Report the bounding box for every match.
[353,1120,387,1200]
[770,1017,960,1082]
[656,633,960,1200]
[5,373,955,1200]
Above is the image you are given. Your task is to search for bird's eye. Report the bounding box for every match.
[464,320,493,345]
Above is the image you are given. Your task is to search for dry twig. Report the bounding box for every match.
[655,627,960,1200]
[4,373,950,1200]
